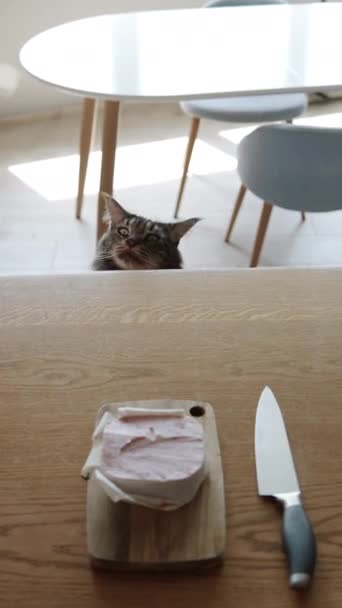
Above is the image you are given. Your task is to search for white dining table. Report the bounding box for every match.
[19,3,342,236]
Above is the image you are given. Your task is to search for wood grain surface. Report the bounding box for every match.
[1,269,342,607]
[87,400,225,570]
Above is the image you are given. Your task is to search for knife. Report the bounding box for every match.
[255,386,316,589]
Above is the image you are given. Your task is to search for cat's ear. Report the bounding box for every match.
[101,192,128,224]
[169,218,201,243]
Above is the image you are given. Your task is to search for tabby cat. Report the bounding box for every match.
[92,193,200,271]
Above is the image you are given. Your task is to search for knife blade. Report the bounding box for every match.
[255,386,316,589]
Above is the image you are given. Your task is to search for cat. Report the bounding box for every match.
[92,193,200,271]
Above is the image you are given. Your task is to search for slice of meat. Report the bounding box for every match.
[117,407,185,419]
[98,413,206,508]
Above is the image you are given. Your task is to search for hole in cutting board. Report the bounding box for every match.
[190,405,205,417]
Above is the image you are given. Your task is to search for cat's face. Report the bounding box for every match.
[110,214,176,270]
[101,194,199,270]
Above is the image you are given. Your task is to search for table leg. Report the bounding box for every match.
[76,98,96,219]
[97,100,120,241]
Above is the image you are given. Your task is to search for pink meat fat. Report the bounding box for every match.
[100,415,205,483]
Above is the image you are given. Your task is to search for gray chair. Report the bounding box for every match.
[229,123,342,266]
[174,0,308,218]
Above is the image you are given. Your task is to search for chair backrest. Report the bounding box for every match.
[238,124,342,212]
[206,0,284,8]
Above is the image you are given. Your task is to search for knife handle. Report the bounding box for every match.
[282,503,317,589]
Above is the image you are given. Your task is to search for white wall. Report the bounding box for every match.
[0,0,202,117]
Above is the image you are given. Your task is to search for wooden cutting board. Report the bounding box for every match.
[85,400,226,571]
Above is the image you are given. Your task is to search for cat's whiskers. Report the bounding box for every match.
[96,252,113,260]
[135,252,155,266]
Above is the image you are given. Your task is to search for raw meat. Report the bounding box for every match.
[82,409,206,510]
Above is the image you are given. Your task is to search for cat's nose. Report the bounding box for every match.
[126,237,137,247]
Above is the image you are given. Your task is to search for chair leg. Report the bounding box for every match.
[76,98,96,219]
[97,100,120,241]
[174,117,200,218]
[250,202,273,268]
[301,211,306,221]
[224,184,247,242]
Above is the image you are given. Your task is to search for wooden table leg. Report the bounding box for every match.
[97,100,120,241]
[76,98,96,219]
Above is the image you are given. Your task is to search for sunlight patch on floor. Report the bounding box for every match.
[296,110,342,128]
[8,137,237,201]
[219,124,257,145]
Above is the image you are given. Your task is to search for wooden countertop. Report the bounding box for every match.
[1,269,342,607]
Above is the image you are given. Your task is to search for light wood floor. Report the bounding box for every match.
[1,99,342,274]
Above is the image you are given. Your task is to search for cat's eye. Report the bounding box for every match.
[146,233,160,243]
[118,227,129,237]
